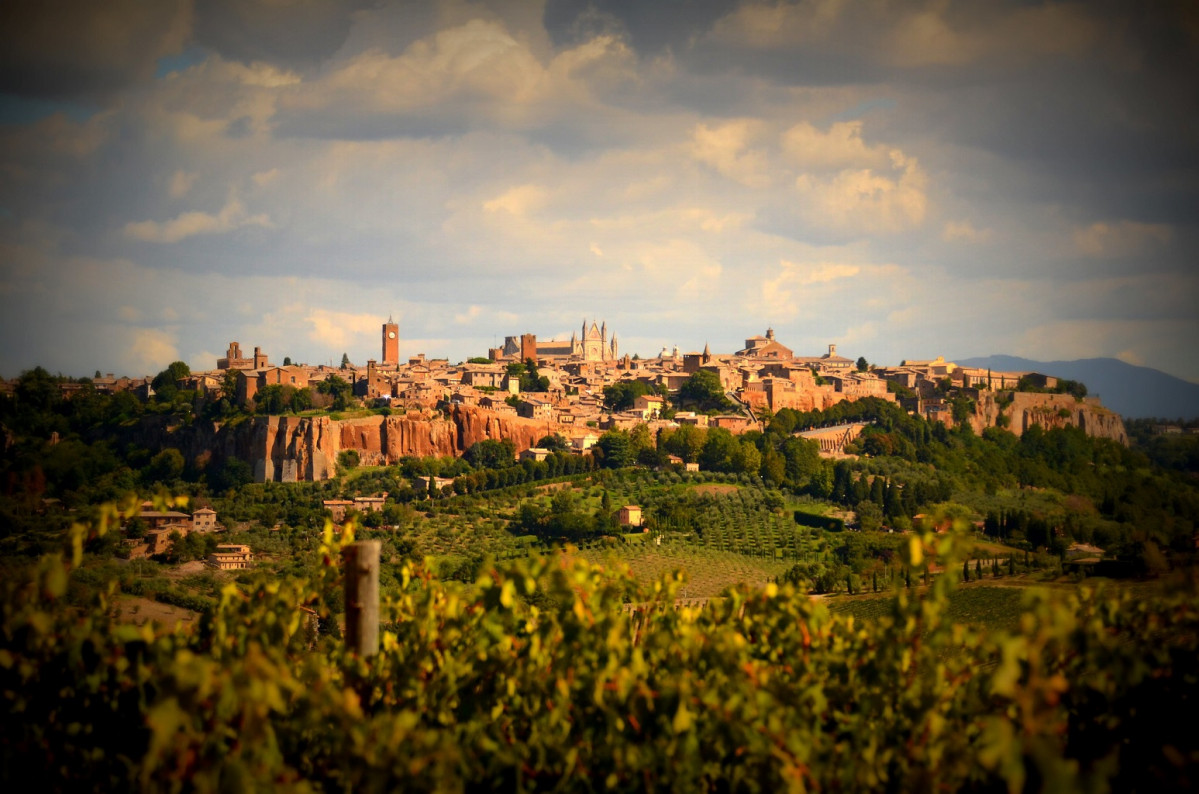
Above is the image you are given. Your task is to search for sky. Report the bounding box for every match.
[1,0,1196,381]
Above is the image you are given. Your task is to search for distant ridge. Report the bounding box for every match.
[956,355,1199,420]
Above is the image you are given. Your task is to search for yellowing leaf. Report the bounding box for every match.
[909,536,924,567]
[672,702,693,734]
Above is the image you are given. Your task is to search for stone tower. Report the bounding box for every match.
[521,333,538,365]
[382,317,399,365]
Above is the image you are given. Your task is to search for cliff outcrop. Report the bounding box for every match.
[238,406,574,481]
[970,392,1127,445]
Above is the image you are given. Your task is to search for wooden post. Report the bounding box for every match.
[343,540,381,658]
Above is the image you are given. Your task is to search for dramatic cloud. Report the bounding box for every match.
[0,0,1196,383]
[0,0,189,98]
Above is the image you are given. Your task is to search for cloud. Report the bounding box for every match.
[1011,318,1196,372]
[483,184,549,216]
[1116,349,1144,367]
[941,220,992,243]
[781,121,887,171]
[168,170,198,198]
[276,19,638,137]
[795,150,928,234]
[128,328,179,374]
[455,305,482,324]
[252,168,279,187]
[306,309,382,352]
[690,119,771,187]
[1074,220,1172,258]
[123,196,273,243]
[886,4,1100,67]
[192,0,363,68]
[0,0,190,98]
[707,1,1100,68]
[759,259,900,322]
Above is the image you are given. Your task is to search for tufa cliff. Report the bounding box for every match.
[244,405,573,482]
[970,392,1127,445]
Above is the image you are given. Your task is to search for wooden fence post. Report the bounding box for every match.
[343,540,381,658]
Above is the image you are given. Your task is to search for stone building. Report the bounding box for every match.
[191,507,218,533]
[504,320,619,363]
[218,342,269,371]
[735,328,793,359]
[208,544,253,571]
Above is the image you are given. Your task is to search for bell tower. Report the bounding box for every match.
[382,316,399,366]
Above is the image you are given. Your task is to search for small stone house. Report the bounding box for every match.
[208,544,253,571]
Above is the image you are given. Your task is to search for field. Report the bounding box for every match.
[828,585,1030,634]
[572,544,793,598]
[396,472,850,593]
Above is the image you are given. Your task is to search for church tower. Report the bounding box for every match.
[382,316,399,366]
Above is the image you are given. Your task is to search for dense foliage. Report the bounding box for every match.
[3,515,1198,790]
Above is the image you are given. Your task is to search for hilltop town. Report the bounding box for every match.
[3,318,1128,485]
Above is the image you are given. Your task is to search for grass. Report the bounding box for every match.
[828,583,1051,635]
[572,544,792,598]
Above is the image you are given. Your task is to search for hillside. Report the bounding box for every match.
[958,355,1199,420]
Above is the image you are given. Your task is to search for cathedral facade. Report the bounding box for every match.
[577,319,617,362]
[500,319,618,362]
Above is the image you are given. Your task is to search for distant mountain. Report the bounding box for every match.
[955,356,1199,420]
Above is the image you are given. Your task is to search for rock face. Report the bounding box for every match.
[253,415,338,482]
[970,392,1128,445]
[242,406,574,481]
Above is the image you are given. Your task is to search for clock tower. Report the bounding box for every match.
[382,317,399,366]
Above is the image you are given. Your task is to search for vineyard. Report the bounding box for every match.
[354,470,856,593]
[3,513,1198,791]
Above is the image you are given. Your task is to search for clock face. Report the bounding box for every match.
[388,331,396,339]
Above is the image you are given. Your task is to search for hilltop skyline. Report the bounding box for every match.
[1,1,1196,382]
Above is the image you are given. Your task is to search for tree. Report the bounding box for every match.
[317,375,353,411]
[537,434,568,452]
[700,428,740,472]
[151,361,191,402]
[466,357,492,365]
[856,356,868,372]
[146,448,185,484]
[464,439,516,470]
[340,353,351,369]
[760,449,786,485]
[661,425,706,463]
[856,501,883,532]
[730,440,761,476]
[677,370,729,412]
[603,381,653,411]
[596,430,634,469]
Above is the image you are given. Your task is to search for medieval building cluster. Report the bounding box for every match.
[165,319,1044,443]
[0,312,1060,448]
